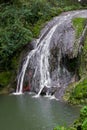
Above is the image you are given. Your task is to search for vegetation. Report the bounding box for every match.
[73,18,87,38]
[69,77,87,104]
[55,13,87,130]
[64,17,87,102]
[63,18,87,105]
[54,106,87,130]
[0,71,12,87]
[79,35,87,78]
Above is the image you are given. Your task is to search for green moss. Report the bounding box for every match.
[68,77,87,105]
[66,18,87,105]
[79,36,87,77]
[73,18,86,38]
[32,19,46,38]
[63,82,76,102]
[72,18,87,57]
[53,126,66,130]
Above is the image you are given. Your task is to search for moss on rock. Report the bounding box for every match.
[72,18,86,38]
[79,35,87,78]
[72,18,87,57]
[69,77,87,105]
[64,18,87,105]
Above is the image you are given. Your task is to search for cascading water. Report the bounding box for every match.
[15,10,87,99]
[16,24,58,95]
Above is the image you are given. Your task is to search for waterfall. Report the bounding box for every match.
[15,13,68,96]
[15,13,70,95]
[14,10,87,98]
[16,50,36,94]
[15,24,58,95]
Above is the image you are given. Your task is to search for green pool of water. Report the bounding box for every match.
[0,94,80,130]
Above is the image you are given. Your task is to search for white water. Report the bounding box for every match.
[16,24,58,95]
[36,24,58,97]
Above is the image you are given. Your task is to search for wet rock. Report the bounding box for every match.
[48,87,58,95]
[41,86,48,95]
[17,10,87,99]
[40,86,58,96]
[9,88,15,93]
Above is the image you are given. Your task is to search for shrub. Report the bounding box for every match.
[82,118,87,130]
[80,106,87,119]
[54,126,66,130]
[0,5,33,69]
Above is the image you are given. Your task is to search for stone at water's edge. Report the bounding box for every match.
[16,10,87,99]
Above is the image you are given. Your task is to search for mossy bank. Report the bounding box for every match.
[54,106,87,130]
[63,17,87,105]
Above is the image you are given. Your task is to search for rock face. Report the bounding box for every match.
[16,10,87,99]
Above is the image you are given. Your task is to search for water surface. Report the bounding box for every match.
[0,94,80,130]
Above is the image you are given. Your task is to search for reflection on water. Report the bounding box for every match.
[0,94,80,130]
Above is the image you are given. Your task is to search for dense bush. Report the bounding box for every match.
[69,77,87,104]
[0,5,33,70]
[74,106,87,130]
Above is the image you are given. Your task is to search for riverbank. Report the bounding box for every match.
[54,106,87,130]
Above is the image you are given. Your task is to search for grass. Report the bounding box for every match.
[72,18,87,38]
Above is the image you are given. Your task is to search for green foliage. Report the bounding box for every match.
[63,5,81,11]
[73,18,86,38]
[69,77,87,104]
[74,106,87,130]
[0,1,63,70]
[82,118,87,130]
[67,18,87,105]
[0,5,33,69]
[79,36,87,77]
[0,71,12,87]
[80,106,87,130]
[54,106,87,130]
[54,125,76,130]
[32,19,46,38]
[54,126,66,130]
[80,106,87,119]
[28,0,51,24]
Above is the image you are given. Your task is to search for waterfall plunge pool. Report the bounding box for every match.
[0,94,80,130]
